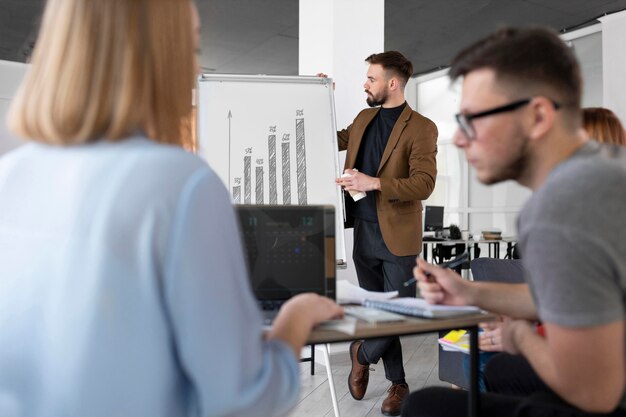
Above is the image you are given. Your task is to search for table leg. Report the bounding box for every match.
[468,326,480,417]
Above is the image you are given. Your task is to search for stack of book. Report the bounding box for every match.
[438,329,470,354]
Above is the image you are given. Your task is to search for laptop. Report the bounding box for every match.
[236,205,336,324]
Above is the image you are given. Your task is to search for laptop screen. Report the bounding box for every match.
[236,205,336,301]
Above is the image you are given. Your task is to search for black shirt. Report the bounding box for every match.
[352,102,406,222]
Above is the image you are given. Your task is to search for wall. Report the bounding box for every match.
[299,0,384,284]
[413,24,605,251]
[0,60,28,156]
[600,10,626,124]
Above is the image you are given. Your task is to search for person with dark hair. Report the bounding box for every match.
[333,51,438,416]
[403,27,626,417]
[583,107,626,146]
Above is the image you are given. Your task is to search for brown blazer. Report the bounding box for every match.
[338,104,438,256]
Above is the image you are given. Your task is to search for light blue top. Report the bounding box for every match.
[0,136,299,417]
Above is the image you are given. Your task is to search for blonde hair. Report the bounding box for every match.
[8,0,196,146]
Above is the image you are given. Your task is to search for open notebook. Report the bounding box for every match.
[363,298,481,319]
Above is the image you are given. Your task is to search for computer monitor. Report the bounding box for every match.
[424,205,444,233]
[236,205,336,301]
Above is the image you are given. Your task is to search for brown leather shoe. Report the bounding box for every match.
[348,340,369,400]
[381,383,409,416]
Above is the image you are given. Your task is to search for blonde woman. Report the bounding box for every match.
[0,1,342,416]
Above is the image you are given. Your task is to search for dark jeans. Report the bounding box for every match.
[353,218,417,382]
[462,351,497,392]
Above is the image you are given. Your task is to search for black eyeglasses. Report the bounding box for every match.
[455,98,561,140]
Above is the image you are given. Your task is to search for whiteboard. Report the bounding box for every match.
[196,74,346,265]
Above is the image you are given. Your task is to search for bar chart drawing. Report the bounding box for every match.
[243,155,251,204]
[268,131,278,204]
[281,141,291,204]
[295,115,307,205]
[197,74,346,264]
[229,112,309,205]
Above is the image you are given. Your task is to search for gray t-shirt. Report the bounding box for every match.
[518,140,626,407]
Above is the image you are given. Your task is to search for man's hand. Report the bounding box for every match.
[414,258,473,306]
[316,73,335,90]
[335,169,380,191]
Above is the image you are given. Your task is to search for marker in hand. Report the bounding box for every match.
[403,251,469,287]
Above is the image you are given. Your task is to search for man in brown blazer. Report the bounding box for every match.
[335,51,438,416]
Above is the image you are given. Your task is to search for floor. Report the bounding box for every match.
[286,334,449,417]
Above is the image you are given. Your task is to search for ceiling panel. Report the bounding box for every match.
[1,0,625,77]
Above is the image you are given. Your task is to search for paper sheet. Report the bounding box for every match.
[336,280,398,305]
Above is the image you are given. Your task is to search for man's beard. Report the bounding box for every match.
[366,89,388,107]
[483,128,531,185]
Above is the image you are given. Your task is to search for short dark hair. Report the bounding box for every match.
[366,51,413,86]
[449,27,582,116]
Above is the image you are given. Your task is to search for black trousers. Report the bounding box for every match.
[353,218,417,382]
[402,353,626,417]
[402,388,626,417]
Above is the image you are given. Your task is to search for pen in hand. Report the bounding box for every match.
[403,271,433,287]
[403,251,469,287]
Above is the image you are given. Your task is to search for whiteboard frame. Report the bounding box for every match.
[196,73,346,265]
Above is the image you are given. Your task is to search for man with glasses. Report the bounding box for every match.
[403,27,626,417]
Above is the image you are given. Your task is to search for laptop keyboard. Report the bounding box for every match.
[259,300,286,311]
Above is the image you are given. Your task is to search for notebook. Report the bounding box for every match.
[363,298,481,319]
[236,205,336,324]
[343,305,406,323]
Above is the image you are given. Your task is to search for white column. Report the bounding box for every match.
[299,0,384,128]
[599,10,626,124]
[299,0,385,286]
[299,0,384,286]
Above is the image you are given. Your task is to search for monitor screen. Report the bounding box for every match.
[424,205,444,232]
[236,205,335,301]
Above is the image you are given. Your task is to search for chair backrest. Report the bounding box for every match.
[470,258,526,284]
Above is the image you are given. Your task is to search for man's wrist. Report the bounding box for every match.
[464,280,480,306]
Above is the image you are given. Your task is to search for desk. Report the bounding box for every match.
[309,311,496,417]
[473,237,517,259]
[422,239,466,263]
[422,237,518,263]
